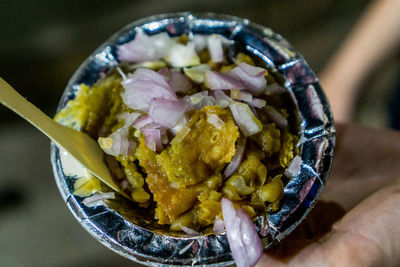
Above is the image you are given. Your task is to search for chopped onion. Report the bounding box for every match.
[180,225,200,236]
[148,98,186,128]
[265,83,286,95]
[158,67,169,76]
[213,216,226,234]
[264,105,288,129]
[170,114,189,135]
[168,70,192,93]
[98,127,136,157]
[229,101,263,137]
[285,155,302,178]
[237,62,265,77]
[126,60,167,71]
[116,112,142,127]
[168,42,200,68]
[221,198,263,267]
[216,34,235,46]
[83,192,116,207]
[178,241,195,255]
[130,68,172,88]
[120,130,131,156]
[230,89,266,109]
[117,30,173,62]
[183,64,212,84]
[98,112,141,157]
[132,115,152,130]
[121,68,177,112]
[207,114,225,130]
[248,98,266,109]
[224,136,246,178]
[228,63,267,95]
[192,34,208,52]
[191,95,216,110]
[205,70,245,90]
[160,68,192,93]
[159,128,169,145]
[142,128,162,152]
[170,125,191,146]
[207,34,224,63]
[132,115,163,130]
[213,90,233,108]
[230,89,253,103]
[182,91,215,111]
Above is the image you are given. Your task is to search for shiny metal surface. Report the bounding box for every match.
[51,12,335,266]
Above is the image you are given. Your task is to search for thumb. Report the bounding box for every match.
[257,183,400,266]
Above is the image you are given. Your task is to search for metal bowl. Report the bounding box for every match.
[51,12,335,266]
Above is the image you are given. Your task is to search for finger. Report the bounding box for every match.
[257,239,317,267]
[258,124,400,265]
[256,201,345,266]
[258,183,400,266]
[326,182,400,266]
[322,123,400,210]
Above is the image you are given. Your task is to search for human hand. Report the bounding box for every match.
[319,0,400,122]
[257,123,400,266]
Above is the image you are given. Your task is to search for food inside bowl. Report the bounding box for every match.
[55,30,299,234]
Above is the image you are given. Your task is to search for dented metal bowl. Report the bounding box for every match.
[51,12,335,266]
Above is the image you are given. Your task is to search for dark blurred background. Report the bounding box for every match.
[0,0,398,266]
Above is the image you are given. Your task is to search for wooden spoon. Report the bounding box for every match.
[0,77,129,199]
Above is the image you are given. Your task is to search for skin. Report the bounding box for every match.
[319,0,400,122]
[256,123,400,266]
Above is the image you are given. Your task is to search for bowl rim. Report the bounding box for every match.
[51,12,335,266]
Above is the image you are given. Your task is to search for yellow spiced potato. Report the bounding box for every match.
[254,123,281,157]
[158,105,239,189]
[279,130,295,168]
[56,31,299,233]
[136,138,202,222]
